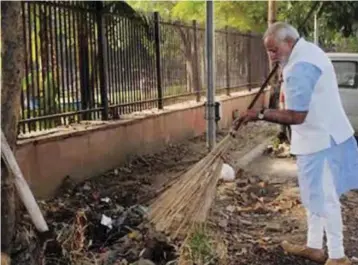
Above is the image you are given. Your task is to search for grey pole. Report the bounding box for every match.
[206,0,216,150]
[314,12,319,45]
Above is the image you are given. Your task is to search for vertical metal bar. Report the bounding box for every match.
[59,6,66,125]
[72,8,80,120]
[148,19,154,108]
[88,13,95,120]
[206,0,216,150]
[134,19,142,110]
[20,2,27,134]
[34,3,43,130]
[117,17,124,114]
[67,8,74,120]
[158,21,163,106]
[54,5,62,120]
[96,2,109,120]
[45,4,53,128]
[40,3,48,129]
[143,23,150,109]
[78,12,87,120]
[247,34,252,92]
[22,2,31,133]
[122,17,129,113]
[29,3,37,131]
[129,16,139,111]
[193,20,200,102]
[104,15,113,114]
[110,16,116,113]
[66,5,74,121]
[108,16,115,109]
[90,16,96,120]
[150,19,156,108]
[126,17,133,113]
[225,26,230,96]
[49,4,56,125]
[127,17,133,113]
[143,24,150,109]
[154,12,163,110]
[114,16,121,114]
[93,15,100,120]
[133,19,143,110]
[64,9,71,123]
[111,16,118,113]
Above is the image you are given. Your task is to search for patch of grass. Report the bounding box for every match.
[179,224,227,265]
[271,137,281,150]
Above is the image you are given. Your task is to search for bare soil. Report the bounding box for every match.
[11,122,358,265]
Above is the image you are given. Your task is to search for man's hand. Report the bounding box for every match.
[231,109,260,132]
[231,108,308,134]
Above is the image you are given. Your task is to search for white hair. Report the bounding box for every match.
[263,22,300,42]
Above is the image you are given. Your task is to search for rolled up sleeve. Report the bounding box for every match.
[285,62,322,111]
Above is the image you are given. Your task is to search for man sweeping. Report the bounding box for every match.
[232,22,358,265]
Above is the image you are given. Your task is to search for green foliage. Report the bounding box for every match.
[277,1,358,50]
[215,1,267,32]
[128,0,358,51]
[127,0,268,32]
[319,1,358,38]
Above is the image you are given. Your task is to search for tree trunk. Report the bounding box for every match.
[1,1,25,255]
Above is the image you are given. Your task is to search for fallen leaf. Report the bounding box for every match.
[262,237,271,242]
[219,219,228,228]
[226,205,236,213]
[241,233,253,239]
[235,248,248,256]
[264,223,281,232]
[238,218,252,226]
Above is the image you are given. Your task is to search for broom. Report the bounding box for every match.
[148,64,279,238]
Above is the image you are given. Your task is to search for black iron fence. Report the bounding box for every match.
[19,1,269,134]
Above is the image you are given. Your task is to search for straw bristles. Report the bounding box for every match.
[148,135,233,238]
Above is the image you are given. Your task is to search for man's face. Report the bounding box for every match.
[264,36,293,65]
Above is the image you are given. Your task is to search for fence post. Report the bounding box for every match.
[96,2,109,120]
[193,20,201,102]
[247,32,252,92]
[225,26,230,96]
[154,12,163,110]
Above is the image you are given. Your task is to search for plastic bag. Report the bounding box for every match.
[220,163,235,181]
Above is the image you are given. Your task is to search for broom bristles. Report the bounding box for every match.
[148,135,233,238]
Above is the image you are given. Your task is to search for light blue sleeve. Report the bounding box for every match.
[284,62,322,111]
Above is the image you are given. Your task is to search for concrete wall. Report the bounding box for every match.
[15,88,270,199]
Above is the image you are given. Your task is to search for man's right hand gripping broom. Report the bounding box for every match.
[230,109,262,137]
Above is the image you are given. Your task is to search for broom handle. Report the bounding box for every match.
[247,63,279,110]
[231,63,279,135]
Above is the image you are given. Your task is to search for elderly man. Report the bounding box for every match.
[232,22,358,265]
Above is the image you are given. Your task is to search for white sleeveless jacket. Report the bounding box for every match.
[282,38,354,155]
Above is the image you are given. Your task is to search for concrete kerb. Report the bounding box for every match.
[235,137,273,170]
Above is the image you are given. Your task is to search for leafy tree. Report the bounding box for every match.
[277,1,358,50]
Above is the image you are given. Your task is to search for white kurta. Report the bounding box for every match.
[281,38,358,259]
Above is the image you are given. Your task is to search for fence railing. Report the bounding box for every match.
[19,1,269,134]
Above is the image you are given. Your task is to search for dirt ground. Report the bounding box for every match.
[210,155,358,265]
[11,122,358,265]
